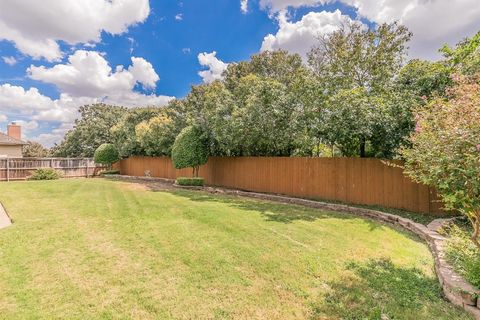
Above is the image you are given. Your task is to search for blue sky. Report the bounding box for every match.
[0,0,479,146]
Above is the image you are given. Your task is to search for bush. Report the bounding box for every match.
[176,177,204,187]
[100,169,120,176]
[28,168,62,180]
[400,75,480,249]
[172,126,208,177]
[94,143,119,168]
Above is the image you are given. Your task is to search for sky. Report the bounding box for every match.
[0,0,479,147]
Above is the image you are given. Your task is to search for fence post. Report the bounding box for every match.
[6,157,9,182]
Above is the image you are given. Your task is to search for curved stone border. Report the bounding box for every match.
[106,175,480,318]
[0,202,12,229]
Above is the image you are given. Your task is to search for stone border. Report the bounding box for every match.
[107,175,480,318]
[0,202,12,229]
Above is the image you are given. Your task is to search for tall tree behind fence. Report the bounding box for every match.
[116,156,445,215]
[0,158,101,181]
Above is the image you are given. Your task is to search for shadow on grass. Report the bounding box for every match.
[311,258,469,320]
[163,189,388,232]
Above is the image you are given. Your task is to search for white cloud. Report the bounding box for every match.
[28,50,161,97]
[127,57,160,89]
[259,0,327,12]
[32,123,74,147]
[259,0,480,60]
[0,114,7,122]
[1,51,174,146]
[241,0,249,13]
[2,56,17,66]
[0,0,150,61]
[175,14,183,21]
[0,84,55,114]
[261,9,353,58]
[198,51,228,83]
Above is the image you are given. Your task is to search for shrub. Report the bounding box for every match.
[176,177,204,187]
[94,143,119,169]
[28,168,62,180]
[400,75,480,249]
[172,126,208,177]
[443,223,480,288]
[100,169,120,176]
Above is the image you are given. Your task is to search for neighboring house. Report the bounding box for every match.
[0,123,27,158]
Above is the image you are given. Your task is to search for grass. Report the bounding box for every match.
[0,179,472,319]
[310,197,456,225]
[441,219,480,289]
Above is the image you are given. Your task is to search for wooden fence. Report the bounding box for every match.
[0,158,103,181]
[116,156,445,215]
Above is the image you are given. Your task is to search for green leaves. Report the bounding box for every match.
[401,75,480,247]
[171,126,209,176]
[94,143,119,166]
[135,112,178,156]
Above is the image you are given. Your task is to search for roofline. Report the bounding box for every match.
[0,141,28,146]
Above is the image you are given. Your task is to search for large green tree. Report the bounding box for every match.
[110,107,164,157]
[308,22,413,157]
[441,31,480,76]
[135,112,179,156]
[53,104,126,157]
[397,59,452,99]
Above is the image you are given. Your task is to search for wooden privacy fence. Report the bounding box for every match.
[116,156,445,215]
[0,158,103,181]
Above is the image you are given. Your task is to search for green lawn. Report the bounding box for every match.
[0,179,471,319]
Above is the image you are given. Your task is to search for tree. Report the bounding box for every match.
[171,126,208,177]
[110,107,163,157]
[224,50,306,91]
[23,141,50,157]
[307,22,413,157]
[397,59,452,99]
[94,143,120,169]
[400,75,480,249]
[308,22,412,94]
[441,31,480,76]
[53,104,126,157]
[135,112,178,156]
[182,81,236,156]
[228,74,297,156]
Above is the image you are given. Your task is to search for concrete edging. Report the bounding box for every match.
[107,174,480,318]
[0,202,12,229]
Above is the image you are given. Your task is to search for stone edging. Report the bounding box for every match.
[0,202,12,230]
[106,175,480,318]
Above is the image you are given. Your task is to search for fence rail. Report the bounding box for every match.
[0,157,103,181]
[116,156,446,215]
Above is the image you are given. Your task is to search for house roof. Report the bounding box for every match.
[0,132,27,145]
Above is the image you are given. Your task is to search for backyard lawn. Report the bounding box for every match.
[0,179,472,319]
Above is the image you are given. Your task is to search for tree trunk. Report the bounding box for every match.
[193,166,199,177]
[359,138,366,158]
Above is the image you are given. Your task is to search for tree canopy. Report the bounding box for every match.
[171,126,208,177]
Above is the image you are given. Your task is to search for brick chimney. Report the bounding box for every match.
[7,122,21,140]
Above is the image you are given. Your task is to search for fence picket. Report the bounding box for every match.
[114,156,446,215]
[0,158,103,181]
